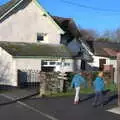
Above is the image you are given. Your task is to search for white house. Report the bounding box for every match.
[0,0,88,87]
[82,40,120,72]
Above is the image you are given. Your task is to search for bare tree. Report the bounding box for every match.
[79,27,99,41]
[99,28,120,43]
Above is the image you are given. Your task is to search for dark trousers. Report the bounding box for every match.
[93,91,104,106]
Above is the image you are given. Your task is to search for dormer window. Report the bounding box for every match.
[37,33,47,42]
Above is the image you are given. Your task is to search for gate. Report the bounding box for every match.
[18,69,40,88]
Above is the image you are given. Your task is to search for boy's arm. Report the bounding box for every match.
[71,79,74,88]
[81,76,88,88]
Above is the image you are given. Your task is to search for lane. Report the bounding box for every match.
[23,95,120,120]
[0,91,119,120]
[1,93,59,120]
[0,102,50,120]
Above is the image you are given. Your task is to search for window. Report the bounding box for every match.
[50,62,56,65]
[57,62,62,65]
[41,61,47,65]
[64,63,70,66]
[37,33,47,42]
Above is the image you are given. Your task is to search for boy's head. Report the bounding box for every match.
[98,72,104,77]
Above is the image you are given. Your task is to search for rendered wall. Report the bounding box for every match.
[0,48,17,86]
[0,2,62,44]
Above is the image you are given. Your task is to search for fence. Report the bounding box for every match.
[18,69,40,88]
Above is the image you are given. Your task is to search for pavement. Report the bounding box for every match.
[0,89,119,120]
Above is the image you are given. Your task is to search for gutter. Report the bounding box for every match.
[13,56,72,59]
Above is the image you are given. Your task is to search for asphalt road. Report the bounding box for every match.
[0,91,119,120]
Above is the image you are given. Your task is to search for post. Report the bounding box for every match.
[39,72,46,97]
[58,72,67,92]
[117,53,120,106]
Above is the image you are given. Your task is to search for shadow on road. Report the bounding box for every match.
[103,94,118,106]
[80,89,110,102]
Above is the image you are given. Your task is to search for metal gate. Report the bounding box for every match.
[18,69,40,88]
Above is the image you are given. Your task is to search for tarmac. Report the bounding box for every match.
[0,88,119,120]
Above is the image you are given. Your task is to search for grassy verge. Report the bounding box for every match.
[45,87,94,97]
[105,83,117,92]
[45,83,117,97]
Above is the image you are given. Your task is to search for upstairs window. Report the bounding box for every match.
[37,33,47,42]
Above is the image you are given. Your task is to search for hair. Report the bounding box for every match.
[98,71,104,77]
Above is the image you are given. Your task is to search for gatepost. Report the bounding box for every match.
[39,72,46,97]
[117,53,120,106]
[58,72,67,92]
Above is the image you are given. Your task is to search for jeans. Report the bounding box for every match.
[93,91,104,106]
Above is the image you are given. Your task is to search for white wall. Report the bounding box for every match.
[61,59,74,73]
[40,58,74,73]
[0,48,17,86]
[15,58,41,70]
[0,1,62,44]
[88,55,109,69]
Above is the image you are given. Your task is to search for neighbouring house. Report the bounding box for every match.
[0,0,88,87]
[53,16,93,71]
[84,40,120,72]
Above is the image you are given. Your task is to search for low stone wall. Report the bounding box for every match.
[39,72,65,96]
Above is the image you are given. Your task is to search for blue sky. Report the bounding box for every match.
[1,0,120,33]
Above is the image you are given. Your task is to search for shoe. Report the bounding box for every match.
[78,99,81,103]
[74,101,79,104]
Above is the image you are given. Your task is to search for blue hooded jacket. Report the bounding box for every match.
[71,74,86,88]
[93,77,105,92]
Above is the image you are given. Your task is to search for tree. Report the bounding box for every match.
[78,27,99,41]
[99,28,120,43]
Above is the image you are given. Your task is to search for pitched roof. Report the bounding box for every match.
[0,42,73,58]
[86,41,120,57]
[0,0,32,22]
[103,48,118,57]
[0,0,20,17]
[52,16,80,38]
[0,0,64,34]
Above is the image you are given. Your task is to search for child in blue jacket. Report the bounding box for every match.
[92,72,105,107]
[71,72,86,104]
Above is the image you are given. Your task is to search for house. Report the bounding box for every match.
[84,40,120,71]
[0,0,64,44]
[0,0,88,87]
[0,41,74,86]
[53,16,93,71]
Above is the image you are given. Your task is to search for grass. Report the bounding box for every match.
[44,83,117,97]
[45,87,94,97]
[105,83,117,92]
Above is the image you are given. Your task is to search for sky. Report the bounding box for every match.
[1,0,120,33]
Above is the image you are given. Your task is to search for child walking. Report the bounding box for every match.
[92,72,105,107]
[71,72,86,104]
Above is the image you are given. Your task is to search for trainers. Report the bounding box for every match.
[74,101,79,104]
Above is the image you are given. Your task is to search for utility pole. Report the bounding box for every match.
[117,53,120,106]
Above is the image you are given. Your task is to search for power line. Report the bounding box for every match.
[58,0,120,13]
